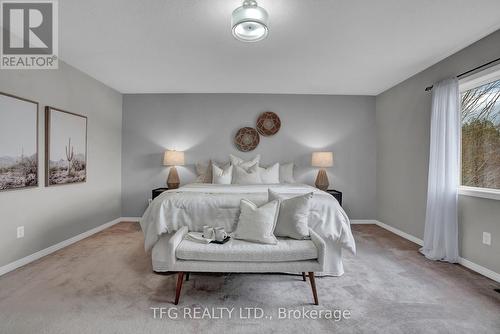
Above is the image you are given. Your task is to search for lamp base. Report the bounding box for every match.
[167,166,180,189]
[315,169,329,191]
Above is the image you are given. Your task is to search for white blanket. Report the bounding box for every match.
[140,183,356,274]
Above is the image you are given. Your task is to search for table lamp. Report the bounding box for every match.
[163,150,185,189]
[312,151,333,191]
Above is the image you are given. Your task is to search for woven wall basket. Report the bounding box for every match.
[256,111,281,136]
[234,127,260,152]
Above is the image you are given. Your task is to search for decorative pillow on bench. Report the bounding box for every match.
[233,199,280,244]
[269,189,313,240]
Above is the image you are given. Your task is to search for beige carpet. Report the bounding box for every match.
[0,222,499,334]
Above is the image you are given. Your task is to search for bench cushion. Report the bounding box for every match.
[176,237,318,262]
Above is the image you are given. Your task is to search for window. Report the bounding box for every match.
[460,65,500,197]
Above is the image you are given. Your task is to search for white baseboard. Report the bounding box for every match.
[121,217,141,222]
[0,217,122,277]
[458,257,500,283]
[374,220,424,246]
[351,219,424,246]
[3,217,498,283]
[350,219,379,224]
[372,219,499,283]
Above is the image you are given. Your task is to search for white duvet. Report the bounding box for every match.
[140,183,356,274]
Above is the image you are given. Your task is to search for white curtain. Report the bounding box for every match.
[420,77,459,263]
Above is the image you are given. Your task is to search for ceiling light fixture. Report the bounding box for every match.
[231,0,269,42]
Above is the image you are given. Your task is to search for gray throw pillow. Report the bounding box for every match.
[268,189,313,239]
[233,199,279,244]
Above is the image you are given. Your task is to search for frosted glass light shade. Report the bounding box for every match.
[311,152,333,168]
[231,0,269,42]
[163,150,185,166]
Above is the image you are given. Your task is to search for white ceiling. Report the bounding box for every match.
[59,0,500,95]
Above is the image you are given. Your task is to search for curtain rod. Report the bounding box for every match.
[424,57,500,92]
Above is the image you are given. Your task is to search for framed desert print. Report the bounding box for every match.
[45,107,87,186]
[0,92,39,191]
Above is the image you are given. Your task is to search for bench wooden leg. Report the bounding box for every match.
[302,272,306,281]
[186,272,190,281]
[308,272,319,305]
[174,272,184,305]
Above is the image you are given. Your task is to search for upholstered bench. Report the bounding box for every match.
[164,226,326,305]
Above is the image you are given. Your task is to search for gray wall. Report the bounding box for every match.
[376,30,500,274]
[122,94,376,219]
[0,61,122,267]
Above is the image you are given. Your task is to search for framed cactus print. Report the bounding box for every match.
[45,107,87,186]
[0,92,39,191]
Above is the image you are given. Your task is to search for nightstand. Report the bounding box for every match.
[326,189,342,206]
[152,187,168,200]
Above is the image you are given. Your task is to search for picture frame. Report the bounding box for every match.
[0,92,39,191]
[45,106,88,186]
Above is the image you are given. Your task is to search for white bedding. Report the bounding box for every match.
[140,183,356,275]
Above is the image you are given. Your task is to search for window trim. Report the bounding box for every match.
[459,63,500,92]
[458,64,500,200]
[458,186,500,201]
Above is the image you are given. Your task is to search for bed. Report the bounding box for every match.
[140,183,356,276]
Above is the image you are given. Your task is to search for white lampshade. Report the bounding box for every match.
[231,0,269,42]
[311,152,333,168]
[163,150,185,166]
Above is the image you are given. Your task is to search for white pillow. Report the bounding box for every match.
[233,199,279,244]
[230,154,261,171]
[279,162,295,183]
[259,163,280,184]
[232,163,262,184]
[212,164,233,184]
[269,189,312,239]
